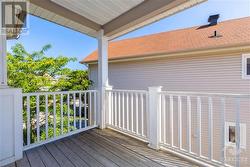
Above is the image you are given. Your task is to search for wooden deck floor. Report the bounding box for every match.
[5,129,198,167]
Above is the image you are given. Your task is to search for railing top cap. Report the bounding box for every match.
[160,91,250,98]
[23,90,97,96]
[108,89,148,93]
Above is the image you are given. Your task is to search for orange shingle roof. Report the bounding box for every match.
[81,17,250,63]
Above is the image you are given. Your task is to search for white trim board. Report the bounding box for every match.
[225,122,246,149]
[242,54,250,79]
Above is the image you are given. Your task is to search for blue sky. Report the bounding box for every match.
[7,0,250,70]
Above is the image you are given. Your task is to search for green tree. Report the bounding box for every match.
[7,43,92,145]
[7,43,91,92]
[51,70,92,91]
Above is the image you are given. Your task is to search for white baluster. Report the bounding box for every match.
[187,96,192,153]
[114,92,117,126]
[36,95,40,142]
[141,93,144,137]
[67,93,70,132]
[118,92,121,128]
[169,95,174,147]
[26,96,31,146]
[126,92,129,131]
[53,94,56,137]
[122,92,125,130]
[45,95,48,139]
[178,96,182,149]
[79,93,82,129]
[136,93,139,134]
[111,92,114,126]
[73,93,76,128]
[94,91,97,125]
[84,92,87,127]
[60,94,63,134]
[208,97,213,160]
[162,94,166,144]
[131,93,134,133]
[197,96,201,157]
[89,92,92,126]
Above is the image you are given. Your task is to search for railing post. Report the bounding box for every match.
[148,86,162,150]
[98,85,112,129]
[105,86,113,126]
[0,88,23,166]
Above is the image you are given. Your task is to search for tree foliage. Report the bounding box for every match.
[7,43,92,92]
[51,70,92,91]
[7,43,92,144]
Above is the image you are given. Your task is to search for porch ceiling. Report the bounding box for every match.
[27,0,206,39]
[51,0,144,25]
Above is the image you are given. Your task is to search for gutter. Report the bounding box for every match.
[81,43,250,65]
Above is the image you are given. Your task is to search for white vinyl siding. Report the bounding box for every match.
[89,53,250,94]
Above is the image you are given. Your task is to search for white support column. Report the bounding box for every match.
[148,86,162,150]
[0,4,23,166]
[97,29,109,129]
[0,1,8,88]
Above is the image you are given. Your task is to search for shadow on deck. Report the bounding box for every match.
[6,129,198,167]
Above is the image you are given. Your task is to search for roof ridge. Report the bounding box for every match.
[111,16,250,44]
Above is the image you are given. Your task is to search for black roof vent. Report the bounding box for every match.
[209,30,222,38]
[208,14,220,26]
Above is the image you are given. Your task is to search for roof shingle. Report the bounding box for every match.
[82,17,250,63]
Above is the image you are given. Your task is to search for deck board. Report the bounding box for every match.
[45,143,75,167]
[77,134,134,167]
[56,140,91,167]
[15,153,30,167]
[26,147,45,167]
[70,137,119,167]
[36,146,60,167]
[90,129,198,167]
[8,128,198,167]
[85,132,163,167]
[62,138,104,167]
[3,162,16,167]
[81,133,155,167]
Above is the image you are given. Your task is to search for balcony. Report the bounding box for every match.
[2,89,249,167]
[0,1,249,167]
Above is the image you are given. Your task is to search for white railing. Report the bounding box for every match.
[105,89,149,141]
[22,90,98,150]
[21,87,250,166]
[159,91,250,167]
[105,88,250,167]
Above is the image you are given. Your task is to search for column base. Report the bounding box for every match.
[148,143,160,150]
[98,85,113,130]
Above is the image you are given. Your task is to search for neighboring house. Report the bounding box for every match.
[81,16,250,94]
[81,16,250,166]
